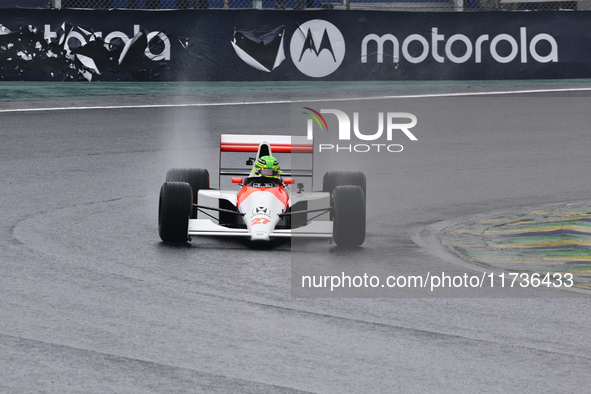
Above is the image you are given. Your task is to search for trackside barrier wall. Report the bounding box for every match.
[0,9,590,81]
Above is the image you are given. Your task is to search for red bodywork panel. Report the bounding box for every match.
[220,143,313,153]
[237,186,290,209]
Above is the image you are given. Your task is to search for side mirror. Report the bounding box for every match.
[231,177,243,184]
[283,178,295,185]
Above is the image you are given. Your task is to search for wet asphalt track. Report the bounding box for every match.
[1,81,591,392]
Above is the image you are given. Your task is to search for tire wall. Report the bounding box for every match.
[0,8,588,81]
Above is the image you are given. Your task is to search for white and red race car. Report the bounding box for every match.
[158,134,366,246]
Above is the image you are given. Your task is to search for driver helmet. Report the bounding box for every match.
[254,156,282,178]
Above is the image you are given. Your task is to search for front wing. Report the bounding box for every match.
[188,219,333,238]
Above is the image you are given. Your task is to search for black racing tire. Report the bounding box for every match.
[323,171,366,220]
[158,181,193,243]
[332,185,366,247]
[166,168,209,218]
[323,171,366,197]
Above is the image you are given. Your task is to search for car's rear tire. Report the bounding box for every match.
[332,185,366,247]
[158,181,192,243]
[323,171,366,197]
[323,171,366,220]
[166,168,209,218]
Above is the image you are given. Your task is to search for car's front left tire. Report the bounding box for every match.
[332,185,366,247]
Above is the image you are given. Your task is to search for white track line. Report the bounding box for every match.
[1,86,591,113]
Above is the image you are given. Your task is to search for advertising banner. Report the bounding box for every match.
[1,8,590,81]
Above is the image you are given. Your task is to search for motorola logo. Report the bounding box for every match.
[289,20,345,78]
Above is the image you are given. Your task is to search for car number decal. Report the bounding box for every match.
[251,218,271,226]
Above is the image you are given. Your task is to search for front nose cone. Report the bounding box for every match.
[251,231,270,241]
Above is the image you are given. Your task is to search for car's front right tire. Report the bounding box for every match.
[158,181,193,243]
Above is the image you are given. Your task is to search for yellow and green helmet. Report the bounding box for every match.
[255,155,282,178]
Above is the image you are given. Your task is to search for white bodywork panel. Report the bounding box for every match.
[290,191,331,222]
[221,134,293,145]
[191,189,333,240]
[196,190,238,222]
[199,189,238,205]
[241,190,287,241]
[290,191,330,205]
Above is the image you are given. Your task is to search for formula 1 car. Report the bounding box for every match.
[158,134,366,246]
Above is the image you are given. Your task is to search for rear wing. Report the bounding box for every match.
[219,134,314,186]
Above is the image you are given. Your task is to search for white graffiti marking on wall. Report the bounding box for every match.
[43,24,170,60]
